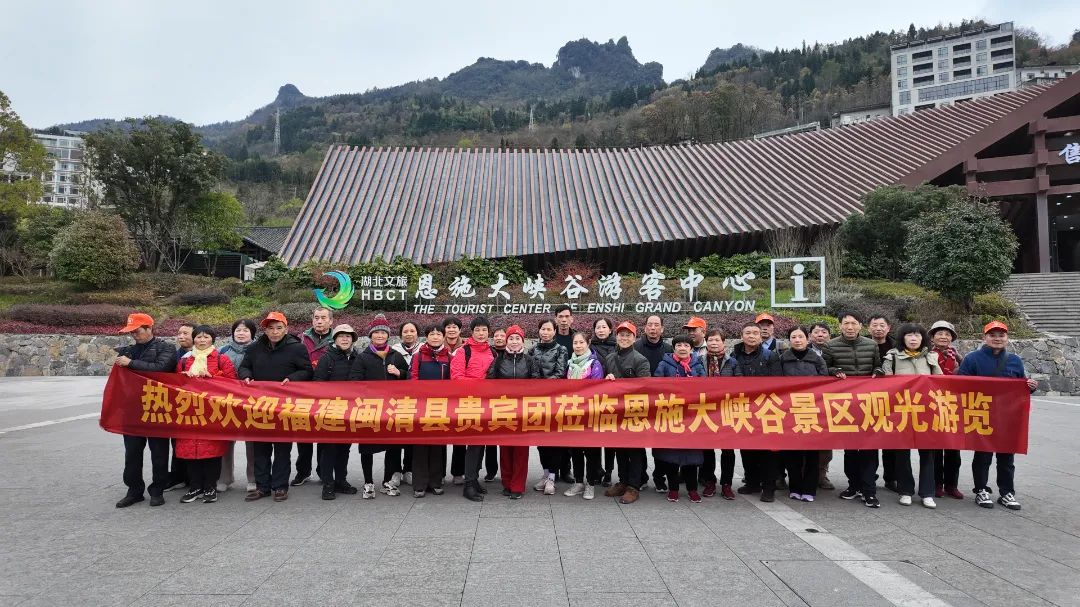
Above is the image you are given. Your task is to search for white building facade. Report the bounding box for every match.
[890,22,1017,116]
[35,131,95,208]
[1017,65,1080,88]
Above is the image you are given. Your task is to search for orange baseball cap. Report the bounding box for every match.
[683,316,707,330]
[983,320,1009,334]
[755,313,776,324]
[261,311,289,328]
[118,312,154,333]
[615,321,638,337]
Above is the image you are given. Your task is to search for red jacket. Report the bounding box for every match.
[449,338,494,379]
[175,348,236,460]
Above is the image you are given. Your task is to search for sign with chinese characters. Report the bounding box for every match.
[101,368,1030,453]
[1060,142,1080,165]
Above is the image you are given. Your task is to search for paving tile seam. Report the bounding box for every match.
[613,498,681,604]
[932,500,1080,570]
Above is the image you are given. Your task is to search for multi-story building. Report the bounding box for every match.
[890,22,1017,116]
[1018,65,1080,88]
[34,131,94,208]
[830,103,891,127]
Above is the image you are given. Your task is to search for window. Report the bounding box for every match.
[976,39,987,50]
[954,68,972,79]
[938,46,949,56]
[938,58,948,69]
[897,79,908,90]
[976,52,987,62]
[899,91,911,104]
[917,74,1012,102]
[897,66,908,77]
[895,54,907,66]
[990,34,1013,46]
[939,72,950,82]
[913,50,932,61]
[953,55,971,65]
[977,66,987,76]
[42,196,52,203]
[914,103,935,112]
[953,42,971,53]
[914,75,935,86]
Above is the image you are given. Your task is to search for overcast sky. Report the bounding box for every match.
[2,0,1076,128]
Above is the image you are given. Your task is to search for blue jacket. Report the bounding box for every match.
[655,353,706,378]
[956,345,1026,379]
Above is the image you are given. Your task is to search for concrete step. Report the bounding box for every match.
[1001,273,1080,337]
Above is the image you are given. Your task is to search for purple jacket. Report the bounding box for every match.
[567,353,605,380]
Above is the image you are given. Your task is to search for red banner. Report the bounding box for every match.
[100,367,1031,453]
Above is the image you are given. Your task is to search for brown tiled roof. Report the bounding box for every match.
[279,84,1052,267]
[239,226,290,255]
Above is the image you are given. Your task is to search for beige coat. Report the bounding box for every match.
[883,348,942,376]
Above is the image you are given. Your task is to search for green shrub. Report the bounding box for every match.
[170,291,230,306]
[219,277,244,297]
[49,212,140,289]
[443,256,528,286]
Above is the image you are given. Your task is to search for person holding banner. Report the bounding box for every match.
[444,316,467,486]
[958,321,1038,511]
[929,320,965,500]
[532,318,569,495]
[390,321,421,487]
[590,318,618,487]
[603,321,652,505]
[724,322,782,502]
[218,318,258,492]
[239,311,313,503]
[564,331,605,500]
[313,324,361,500]
[410,324,452,497]
[113,313,178,508]
[654,336,707,503]
[294,307,334,488]
[487,324,541,499]
[778,326,829,503]
[808,322,835,490]
[175,325,236,504]
[450,316,496,502]
[821,312,884,509]
[702,329,736,499]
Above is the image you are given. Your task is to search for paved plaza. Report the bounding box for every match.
[1,376,1078,607]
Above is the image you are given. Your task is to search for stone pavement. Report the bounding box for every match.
[1,377,1078,607]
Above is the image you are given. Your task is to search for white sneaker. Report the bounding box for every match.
[583,485,595,500]
[922,497,937,509]
[402,472,413,485]
[534,477,548,492]
[975,489,994,508]
[362,483,376,499]
[246,482,256,492]
[899,495,912,506]
[389,472,402,488]
[543,479,556,495]
[216,482,228,492]
[564,483,586,497]
[382,482,400,496]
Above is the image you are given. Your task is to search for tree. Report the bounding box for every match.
[840,185,964,279]
[187,192,244,275]
[49,212,140,289]
[905,196,1018,311]
[0,90,48,223]
[83,118,225,271]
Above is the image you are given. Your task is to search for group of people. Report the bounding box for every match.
[112,304,1036,512]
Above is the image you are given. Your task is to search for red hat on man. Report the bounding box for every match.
[983,320,1009,334]
[118,312,154,334]
[615,321,638,337]
[260,311,288,328]
[683,317,707,330]
[755,313,776,324]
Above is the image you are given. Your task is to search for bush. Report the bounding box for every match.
[2,303,132,327]
[218,277,244,297]
[170,291,230,306]
[683,252,772,278]
[49,212,140,289]
[443,256,528,286]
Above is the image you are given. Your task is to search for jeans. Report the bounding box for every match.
[253,441,292,492]
[123,435,170,497]
[972,452,1015,495]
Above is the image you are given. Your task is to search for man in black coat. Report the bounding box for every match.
[635,315,672,491]
[113,313,177,508]
[722,322,782,501]
[238,312,313,502]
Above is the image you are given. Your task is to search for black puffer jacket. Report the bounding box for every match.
[487,351,541,379]
[722,346,780,377]
[605,346,652,378]
[237,334,313,382]
[634,337,673,375]
[821,335,883,377]
[590,336,616,361]
[530,340,567,379]
[115,337,176,372]
[778,348,829,377]
[349,347,409,381]
[314,345,357,381]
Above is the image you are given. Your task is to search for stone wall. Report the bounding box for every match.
[1,333,1078,395]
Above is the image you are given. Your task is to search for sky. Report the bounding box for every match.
[1,0,1076,128]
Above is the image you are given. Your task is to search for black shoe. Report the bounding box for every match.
[864,495,881,508]
[181,489,204,503]
[476,482,488,495]
[202,489,218,503]
[736,485,760,495]
[654,478,668,493]
[149,494,165,507]
[335,482,358,495]
[502,487,511,496]
[463,481,484,502]
[290,473,310,487]
[761,489,775,503]
[484,474,497,483]
[322,485,337,500]
[115,494,144,508]
[510,492,524,499]
[839,488,862,500]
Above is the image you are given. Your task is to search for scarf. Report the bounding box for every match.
[674,354,692,376]
[399,341,421,357]
[706,353,725,377]
[188,345,214,377]
[369,343,389,359]
[904,349,922,358]
[933,346,961,375]
[567,352,594,379]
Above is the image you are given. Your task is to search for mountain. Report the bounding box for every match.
[699,43,762,74]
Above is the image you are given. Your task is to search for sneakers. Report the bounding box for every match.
[534,477,548,492]
[216,482,228,492]
[381,482,401,496]
[115,494,145,508]
[899,495,912,506]
[564,483,586,497]
[483,474,497,483]
[839,488,862,500]
[760,489,775,503]
[202,488,218,503]
[864,496,880,508]
[801,494,815,502]
[322,485,337,500]
[997,493,1021,510]
[336,482,358,495]
[922,497,937,509]
[431,486,444,495]
[721,484,735,500]
[543,479,556,495]
[702,481,717,498]
[501,487,511,497]
[272,489,288,502]
[667,490,679,502]
[654,478,669,493]
[290,473,310,487]
[688,491,702,503]
[789,492,801,500]
[389,472,403,488]
[403,472,413,485]
[604,482,628,498]
[509,492,524,500]
[414,490,426,498]
[975,489,993,508]
[619,486,640,504]
[818,476,835,490]
[736,485,760,495]
[945,486,964,499]
[452,475,465,486]
[244,489,268,502]
[181,489,204,504]
[362,483,376,499]
[149,495,165,507]
[583,485,595,500]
